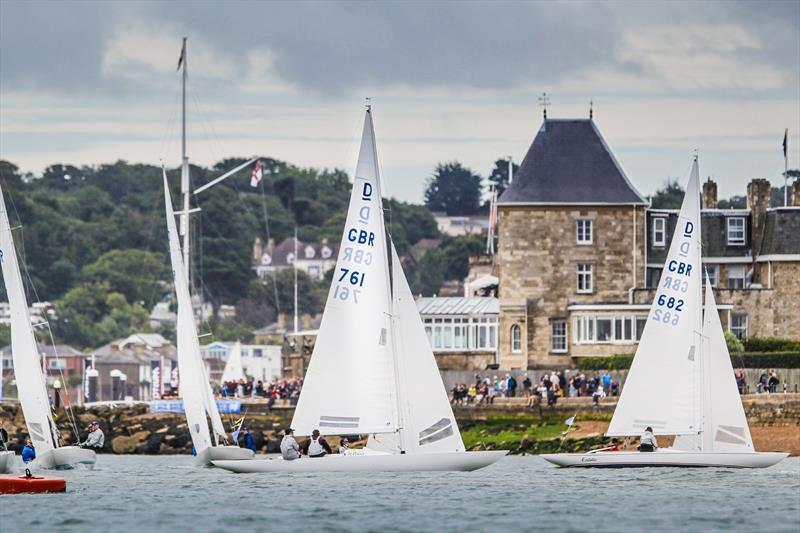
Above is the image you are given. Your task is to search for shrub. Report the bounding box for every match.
[575,352,800,370]
[575,354,634,371]
[744,337,800,353]
[725,332,744,353]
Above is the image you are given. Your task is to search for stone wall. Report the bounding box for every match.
[498,205,645,369]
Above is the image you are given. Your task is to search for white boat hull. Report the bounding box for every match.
[213,450,508,473]
[540,449,789,469]
[195,445,255,467]
[0,450,15,473]
[35,446,97,470]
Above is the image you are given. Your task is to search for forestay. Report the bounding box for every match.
[292,110,397,436]
[163,171,214,454]
[702,277,753,452]
[390,245,465,453]
[607,158,702,437]
[0,184,57,454]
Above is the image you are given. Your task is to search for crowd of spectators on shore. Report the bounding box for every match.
[218,378,303,407]
[450,371,621,407]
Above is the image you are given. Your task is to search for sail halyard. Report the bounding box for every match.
[607,157,702,437]
[0,184,58,454]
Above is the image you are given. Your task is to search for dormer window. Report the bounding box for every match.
[727,217,746,246]
[576,219,592,245]
[304,246,315,258]
[321,246,332,259]
[286,252,295,264]
[260,253,272,265]
[652,217,666,247]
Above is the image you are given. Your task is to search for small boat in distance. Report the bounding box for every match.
[541,157,788,468]
[0,184,95,471]
[214,107,506,473]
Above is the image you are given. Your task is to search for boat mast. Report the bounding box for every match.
[180,37,191,286]
[294,229,299,335]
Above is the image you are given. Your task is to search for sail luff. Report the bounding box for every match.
[607,157,702,437]
[0,184,57,454]
[163,170,213,454]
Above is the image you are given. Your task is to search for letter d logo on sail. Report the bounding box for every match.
[361,182,372,201]
[683,221,693,237]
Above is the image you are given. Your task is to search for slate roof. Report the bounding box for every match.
[498,119,647,206]
[256,238,337,267]
[760,208,800,255]
[415,297,499,315]
[0,343,83,357]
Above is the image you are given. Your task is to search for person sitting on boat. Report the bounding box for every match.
[80,421,105,449]
[22,437,35,463]
[638,427,658,452]
[280,428,301,460]
[302,429,332,458]
[338,437,350,454]
[0,420,8,451]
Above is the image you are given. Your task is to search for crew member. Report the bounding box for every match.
[302,429,332,458]
[21,437,36,463]
[338,437,350,454]
[0,420,8,451]
[638,427,658,452]
[280,428,300,460]
[81,421,105,449]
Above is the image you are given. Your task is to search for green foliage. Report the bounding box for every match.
[0,324,10,347]
[82,249,168,306]
[718,196,746,209]
[744,337,800,352]
[407,234,484,296]
[424,162,483,215]
[575,354,634,371]
[650,179,685,209]
[725,332,744,353]
[206,318,255,343]
[487,158,519,197]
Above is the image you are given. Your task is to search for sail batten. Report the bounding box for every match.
[0,184,57,454]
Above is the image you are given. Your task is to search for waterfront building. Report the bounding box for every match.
[199,341,282,382]
[497,116,800,370]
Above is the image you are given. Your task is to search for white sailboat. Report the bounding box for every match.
[163,171,254,466]
[542,158,788,468]
[214,107,506,473]
[220,341,245,384]
[0,184,95,471]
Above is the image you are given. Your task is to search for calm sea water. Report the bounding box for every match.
[1,455,798,532]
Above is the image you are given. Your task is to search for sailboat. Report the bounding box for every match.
[214,107,506,473]
[0,184,95,470]
[541,158,788,468]
[220,341,245,385]
[163,171,254,466]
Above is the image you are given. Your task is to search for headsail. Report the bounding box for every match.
[702,276,753,452]
[390,244,465,453]
[221,341,245,384]
[0,184,57,454]
[291,109,397,436]
[163,170,214,454]
[607,158,702,437]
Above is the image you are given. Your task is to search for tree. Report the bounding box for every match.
[424,162,483,216]
[82,249,169,307]
[407,234,485,296]
[650,179,685,209]
[487,158,519,197]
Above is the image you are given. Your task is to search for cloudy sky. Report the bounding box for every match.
[1,0,798,202]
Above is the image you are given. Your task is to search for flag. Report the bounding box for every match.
[49,397,58,420]
[561,415,576,438]
[231,416,245,442]
[177,38,186,71]
[783,129,788,159]
[250,160,263,187]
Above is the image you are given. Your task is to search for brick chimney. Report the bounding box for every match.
[793,179,800,207]
[702,178,717,209]
[746,179,771,275]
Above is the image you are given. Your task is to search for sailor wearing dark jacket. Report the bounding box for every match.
[301,429,332,457]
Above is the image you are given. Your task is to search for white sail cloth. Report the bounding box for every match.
[292,110,397,436]
[163,170,214,454]
[608,158,702,437]
[0,184,57,454]
[702,277,754,452]
[221,341,245,383]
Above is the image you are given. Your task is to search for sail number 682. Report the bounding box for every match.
[652,308,679,325]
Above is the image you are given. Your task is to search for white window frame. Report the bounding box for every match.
[730,314,748,340]
[551,320,567,353]
[727,217,746,246]
[595,317,613,343]
[511,324,521,353]
[576,219,593,245]
[652,217,667,247]
[577,263,593,294]
[728,265,745,289]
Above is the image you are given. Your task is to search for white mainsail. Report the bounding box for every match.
[390,245,465,453]
[221,341,245,383]
[291,109,397,436]
[607,158,702,437]
[702,276,754,452]
[0,184,57,454]
[163,170,214,454]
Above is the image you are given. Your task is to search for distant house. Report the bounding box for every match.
[252,237,337,281]
[0,301,57,325]
[0,343,85,380]
[89,334,177,401]
[433,214,489,237]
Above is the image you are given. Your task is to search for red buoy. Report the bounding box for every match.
[0,470,66,494]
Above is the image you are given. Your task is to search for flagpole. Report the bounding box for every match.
[785,129,789,207]
[293,229,299,335]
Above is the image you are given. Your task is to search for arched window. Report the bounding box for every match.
[511,324,521,353]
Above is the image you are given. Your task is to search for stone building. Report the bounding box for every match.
[496,116,799,370]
